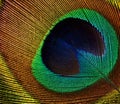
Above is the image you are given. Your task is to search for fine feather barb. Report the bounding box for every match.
[77,49,120,93]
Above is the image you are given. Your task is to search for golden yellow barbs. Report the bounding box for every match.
[107,0,120,9]
[0,0,2,7]
[0,54,39,103]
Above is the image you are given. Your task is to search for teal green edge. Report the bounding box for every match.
[31,8,119,93]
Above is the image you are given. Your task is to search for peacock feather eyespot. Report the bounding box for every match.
[0,0,120,103]
[31,8,119,93]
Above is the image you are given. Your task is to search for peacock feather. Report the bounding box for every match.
[0,0,120,103]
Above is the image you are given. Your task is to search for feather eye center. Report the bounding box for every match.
[41,18,104,76]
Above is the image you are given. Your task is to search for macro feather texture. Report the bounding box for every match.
[0,0,120,104]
